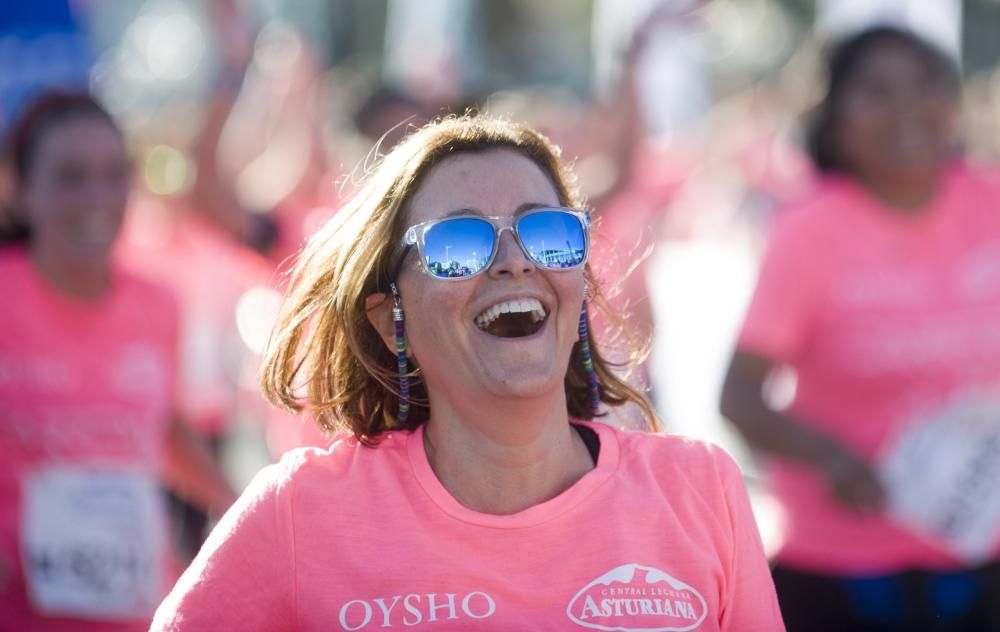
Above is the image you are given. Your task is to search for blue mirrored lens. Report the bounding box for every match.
[422,218,495,278]
[517,210,587,269]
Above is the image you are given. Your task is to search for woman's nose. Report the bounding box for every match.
[488,230,535,279]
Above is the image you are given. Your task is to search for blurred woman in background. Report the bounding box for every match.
[0,91,234,630]
[722,26,1000,632]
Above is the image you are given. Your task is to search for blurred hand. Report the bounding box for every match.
[209,0,256,70]
[819,446,887,513]
[627,0,708,62]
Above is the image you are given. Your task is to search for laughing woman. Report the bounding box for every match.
[152,117,783,631]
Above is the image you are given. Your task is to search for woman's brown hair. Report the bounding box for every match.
[260,115,658,444]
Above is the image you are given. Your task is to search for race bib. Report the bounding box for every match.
[20,466,166,620]
[880,396,1000,564]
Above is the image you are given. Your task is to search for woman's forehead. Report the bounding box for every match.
[848,41,942,82]
[405,149,560,224]
[33,117,123,163]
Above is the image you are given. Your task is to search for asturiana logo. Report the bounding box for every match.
[566,563,708,632]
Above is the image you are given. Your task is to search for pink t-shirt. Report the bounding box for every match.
[738,163,1000,573]
[116,201,271,436]
[152,421,783,631]
[0,248,180,630]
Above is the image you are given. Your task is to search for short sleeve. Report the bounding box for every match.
[713,449,785,632]
[738,206,831,363]
[151,456,299,631]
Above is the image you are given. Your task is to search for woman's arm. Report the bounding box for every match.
[161,415,237,517]
[720,350,885,512]
[187,0,275,253]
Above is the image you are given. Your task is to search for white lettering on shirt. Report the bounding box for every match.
[567,563,708,631]
[338,591,495,629]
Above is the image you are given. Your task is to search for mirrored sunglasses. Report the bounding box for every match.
[400,207,591,280]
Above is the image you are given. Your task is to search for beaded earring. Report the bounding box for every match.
[390,283,410,426]
[578,297,600,415]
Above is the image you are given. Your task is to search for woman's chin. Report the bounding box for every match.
[462,319,576,403]
[474,362,567,402]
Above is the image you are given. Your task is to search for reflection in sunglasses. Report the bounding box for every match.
[406,208,590,280]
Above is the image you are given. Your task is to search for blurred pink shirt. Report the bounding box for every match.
[738,163,1000,573]
[152,422,783,631]
[0,247,180,630]
[116,202,271,437]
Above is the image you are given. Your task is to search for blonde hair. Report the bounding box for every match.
[261,115,657,443]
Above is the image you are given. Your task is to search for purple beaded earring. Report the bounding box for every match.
[578,287,600,415]
[390,283,410,426]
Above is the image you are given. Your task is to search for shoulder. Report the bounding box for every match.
[948,160,1000,197]
[616,426,739,469]
[0,249,35,329]
[767,176,857,238]
[115,268,179,312]
[930,162,1000,233]
[255,431,412,502]
[202,437,370,540]
[110,268,182,340]
[599,424,743,491]
[600,425,754,537]
[0,245,32,283]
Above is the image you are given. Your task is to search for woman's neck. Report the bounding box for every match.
[857,166,944,213]
[30,245,112,300]
[422,394,595,515]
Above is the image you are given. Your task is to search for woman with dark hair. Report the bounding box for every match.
[152,115,784,630]
[0,91,235,630]
[722,26,1000,631]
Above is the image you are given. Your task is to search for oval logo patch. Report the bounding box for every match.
[566,563,708,631]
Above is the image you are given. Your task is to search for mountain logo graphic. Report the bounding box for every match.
[566,563,708,631]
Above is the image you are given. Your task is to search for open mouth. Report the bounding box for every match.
[475,298,548,338]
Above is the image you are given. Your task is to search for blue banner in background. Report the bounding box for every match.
[0,0,92,132]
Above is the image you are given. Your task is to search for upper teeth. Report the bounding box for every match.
[475,298,546,329]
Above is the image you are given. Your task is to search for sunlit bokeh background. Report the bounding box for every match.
[5,0,1000,555]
